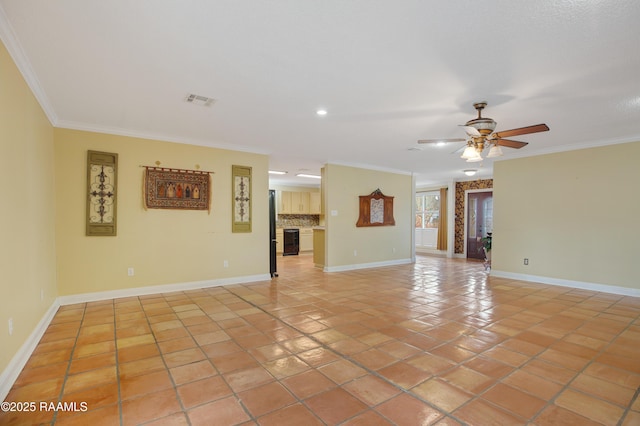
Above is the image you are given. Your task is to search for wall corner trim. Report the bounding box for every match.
[0,300,61,401]
[490,270,640,298]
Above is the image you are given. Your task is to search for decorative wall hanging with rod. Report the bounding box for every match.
[141,164,214,212]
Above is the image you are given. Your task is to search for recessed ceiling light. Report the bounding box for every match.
[268,170,288,175]
[463,169,477,176]
[296,173,322,179]
[316,109,327,116]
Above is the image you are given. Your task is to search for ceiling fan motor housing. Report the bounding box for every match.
[466,102,497,136]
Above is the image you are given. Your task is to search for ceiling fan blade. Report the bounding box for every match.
[493,123,549,139]
[417,138,465,144]
[459,125,481,137]
[451,145,467,154]
[496,139,528,149]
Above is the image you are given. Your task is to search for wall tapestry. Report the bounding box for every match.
[356,188,395,227]
[87,150,118,236]
[143,166,211,211]
[232,165,252,233]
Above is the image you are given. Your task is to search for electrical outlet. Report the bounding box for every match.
[353,250,357,256]
[8,318,13,336]
[127,267,134,276]
[223,260,229,268]
[524,258,529,265]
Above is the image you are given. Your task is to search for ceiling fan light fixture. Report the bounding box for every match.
[466,150,483,162]
[487,144,504,158]
[461,145,478,159]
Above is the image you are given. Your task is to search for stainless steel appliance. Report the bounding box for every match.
[269,190,278,276]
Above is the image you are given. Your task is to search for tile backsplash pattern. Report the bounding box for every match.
[277,214,320,228]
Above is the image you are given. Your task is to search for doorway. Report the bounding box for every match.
[466,191,493,260]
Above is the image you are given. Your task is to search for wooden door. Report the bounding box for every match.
[467,191,493,260]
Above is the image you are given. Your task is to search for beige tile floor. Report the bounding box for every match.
[2,253,639,425]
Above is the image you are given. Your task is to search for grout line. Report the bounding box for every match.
[13,254,638,425]
[112,300,124,426]
[50,303,87,425]
[172,291,255,424]
[224,278,470,424]
[526,306,640,425]
[135,296,194,426]
[617,385,640,426]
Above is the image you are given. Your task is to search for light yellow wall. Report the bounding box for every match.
[54,128,270,295]
[324,164,413,267]
[0,42,57,372]
[493,142,640,290]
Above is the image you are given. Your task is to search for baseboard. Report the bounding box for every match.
[324,258,412,273]
[490,270,640,297]
[0,299,60,401]
[57,274,272,305]
[415,249,447,258]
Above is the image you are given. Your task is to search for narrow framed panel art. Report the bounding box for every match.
[232,165,252,233]
[86,150,118,236]
[143,167,211,211]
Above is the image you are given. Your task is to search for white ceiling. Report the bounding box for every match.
[1,1,639,187]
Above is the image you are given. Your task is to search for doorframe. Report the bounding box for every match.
[463,189,493,257]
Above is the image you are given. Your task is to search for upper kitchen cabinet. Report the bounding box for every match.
[310,192,321,214]
[279,190,292,213]
[279,190,318,214]
[292,191,310,214]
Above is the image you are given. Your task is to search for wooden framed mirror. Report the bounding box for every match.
[356,189,395,227]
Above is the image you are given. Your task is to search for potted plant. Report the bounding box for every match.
[480,233,492,262]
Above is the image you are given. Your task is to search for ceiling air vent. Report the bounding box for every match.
[185,93,215,107]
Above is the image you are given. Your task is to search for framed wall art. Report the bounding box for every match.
[232,165,252,233]
[143,166,211,211]
[86,150,118,236]
[356,188,395,227]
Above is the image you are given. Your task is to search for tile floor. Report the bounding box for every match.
[2,253,639,425]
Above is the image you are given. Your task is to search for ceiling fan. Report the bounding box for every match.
[418,102,549,162]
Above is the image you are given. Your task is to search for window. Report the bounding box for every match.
[415,191,440,229]
[415,191,440,248]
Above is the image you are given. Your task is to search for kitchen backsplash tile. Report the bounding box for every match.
[277,214,320,228]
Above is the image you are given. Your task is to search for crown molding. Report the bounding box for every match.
[0,4,58,125]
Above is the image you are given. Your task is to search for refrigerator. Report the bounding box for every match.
[269,190,278,277]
